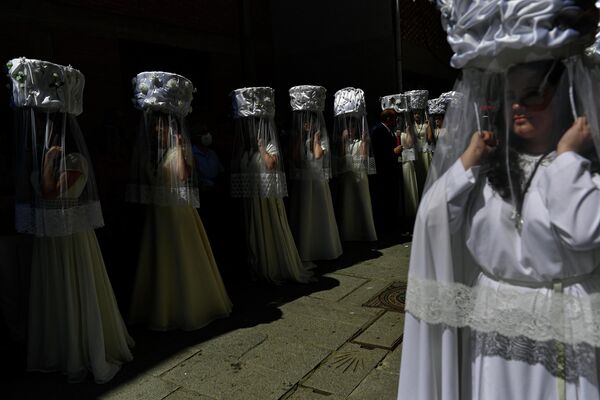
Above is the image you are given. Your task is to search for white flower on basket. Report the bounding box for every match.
[139,83,149,95]
[166,78,178,89]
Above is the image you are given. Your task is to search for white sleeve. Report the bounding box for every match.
[538,151,600,250]
[445,159,480,232]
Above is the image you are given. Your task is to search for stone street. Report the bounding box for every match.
[5,235,410,400]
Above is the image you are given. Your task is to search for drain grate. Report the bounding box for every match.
[362,281,407,312]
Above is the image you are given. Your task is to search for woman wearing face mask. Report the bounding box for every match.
[398,2,600,398]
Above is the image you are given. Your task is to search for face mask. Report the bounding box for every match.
[200,133,213,146]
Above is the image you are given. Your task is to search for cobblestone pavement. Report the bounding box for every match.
[4,234,410,400]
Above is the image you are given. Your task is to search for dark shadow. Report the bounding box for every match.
[3,269,340,399]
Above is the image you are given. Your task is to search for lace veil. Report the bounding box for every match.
[230,87,288,198]
[9,57,103,237]
[127,71,199,207]
[287,85,332,181]
[331,87,376,177]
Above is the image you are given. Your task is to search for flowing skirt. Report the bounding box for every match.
[336,172,377,241]
[28,231,134,383]
[243,197,313,284]
[402,161,420,217]
[414,151,432,196]
[129,205,232,331]
[289,178,342,261]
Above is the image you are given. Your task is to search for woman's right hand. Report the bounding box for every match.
[460,131,497,170]
[44,146,62,162]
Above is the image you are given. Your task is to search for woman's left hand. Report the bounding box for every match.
[558,116,594,155]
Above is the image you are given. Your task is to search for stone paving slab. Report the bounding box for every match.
[376,344,402,376]
[278,295,382,328]
[284,386,345,400]
[338,279,392,307]
[302,342,387,397]
[309,273,368,302]
[241,337,331,383]
[189,329,267,359]
[147,347,200,377]
[162,359,291,400]
[163,388,218,400]
[347,368,399,400]
[335,263,405,282]
[99,374,179,400]
[252,312,361,350]
[353,312,404,350]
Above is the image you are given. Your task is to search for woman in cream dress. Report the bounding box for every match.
[8,57,133,383]
[336,118,377,241]
[332,88,377,242]
[240,135,313,283]
[287,86,342,261]
[398,125,419,217]
[231,87,313,284]
[128,72,231,331]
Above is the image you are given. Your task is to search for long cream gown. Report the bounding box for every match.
[129,149,232,331]
[28,156,133,383]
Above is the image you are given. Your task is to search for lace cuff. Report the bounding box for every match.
[405,275,600,346]
[231,172,288,198]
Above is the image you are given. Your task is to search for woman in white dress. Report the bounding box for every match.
[287,85,342,261]
[128,72,232,331]
[231,87,313,284]
[8,57,133,383]
[406,90,432,196]
[398,114,419,218]
[398,2,600,399]
[331,87,377,242]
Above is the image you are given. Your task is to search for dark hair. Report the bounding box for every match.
[380,108,397,122]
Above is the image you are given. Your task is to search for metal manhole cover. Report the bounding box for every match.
[362,281,406,312]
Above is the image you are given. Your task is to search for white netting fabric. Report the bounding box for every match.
[230,89,288,198]
[287,108,332,181]
[406,275,600,346]
[15,201,104,237]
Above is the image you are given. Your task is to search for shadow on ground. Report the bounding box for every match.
[1,225,411,399]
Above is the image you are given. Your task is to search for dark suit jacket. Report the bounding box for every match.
[370,122,398,176]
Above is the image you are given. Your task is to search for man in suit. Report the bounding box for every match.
[369,108,403,236]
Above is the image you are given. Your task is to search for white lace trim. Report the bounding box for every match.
[337,155,376,175]
[402,148,416,162]
[15,201,104,237]
[125,185,200,207]
[231,172,288,198]
[406,276,600,346]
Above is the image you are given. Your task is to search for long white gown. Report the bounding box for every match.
[399,151,600,400]
[336,140,377,242]
[28,159,133,383]
[400,132,419,217]
[289,138,342,261]
[241,144,313,284]
[129,148,232,331]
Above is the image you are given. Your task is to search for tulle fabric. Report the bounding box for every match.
[127,111,199,207]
